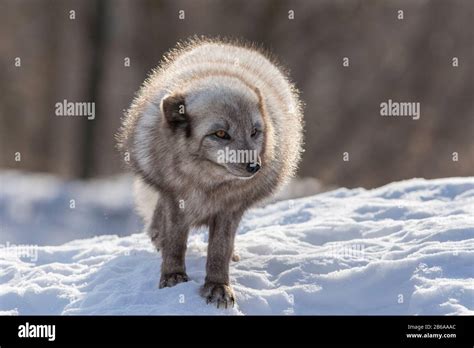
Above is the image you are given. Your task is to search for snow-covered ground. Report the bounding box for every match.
[0,172,141,246]
[0,172,473,315]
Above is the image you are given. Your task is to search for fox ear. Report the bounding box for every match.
[160,93,187,129]
[254,87,264,108]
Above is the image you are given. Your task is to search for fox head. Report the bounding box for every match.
[159,76,266,180]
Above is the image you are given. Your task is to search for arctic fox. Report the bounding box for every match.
[117,37,304,308]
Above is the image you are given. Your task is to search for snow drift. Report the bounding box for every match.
[0,175,473,315]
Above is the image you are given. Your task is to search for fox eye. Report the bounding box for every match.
[251,128,260,137]
[214,130,231,140]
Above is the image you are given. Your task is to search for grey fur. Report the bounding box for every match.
[117,37,304,308]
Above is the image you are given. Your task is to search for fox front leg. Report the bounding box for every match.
[154,197,190,288]
[201,211,242,308]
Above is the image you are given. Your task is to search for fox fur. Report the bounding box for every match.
[117,37,304,308]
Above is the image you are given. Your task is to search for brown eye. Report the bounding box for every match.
[215,130,230,140]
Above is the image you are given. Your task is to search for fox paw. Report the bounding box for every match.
[201,282,235,308]
[159,272,188,288]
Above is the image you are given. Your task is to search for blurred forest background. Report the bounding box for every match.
[1,0,473,189]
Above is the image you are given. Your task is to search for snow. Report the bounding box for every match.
[0,172,473,315]
[0,171,141,245]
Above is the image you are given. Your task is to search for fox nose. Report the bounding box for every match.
[246,162,261,174]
